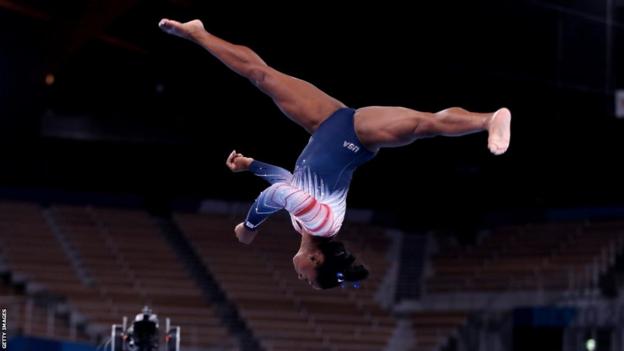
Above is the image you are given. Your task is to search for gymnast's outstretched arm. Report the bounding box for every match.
[225,150,293,184]
[239,182,334,242]
[226,150,291,244]
[225,151,334,243]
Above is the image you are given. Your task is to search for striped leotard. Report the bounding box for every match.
[244,108,376,237]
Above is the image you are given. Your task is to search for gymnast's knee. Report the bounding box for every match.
[247,65,270,87]
[411,113,439,138]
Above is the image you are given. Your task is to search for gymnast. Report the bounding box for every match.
[159,18,511,289]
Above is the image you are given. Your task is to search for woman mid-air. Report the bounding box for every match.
[159,18,511,290]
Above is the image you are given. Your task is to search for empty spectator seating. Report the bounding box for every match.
[0,201,238,350]
[426,221,624,294]
[0,278,90,342]
[51,205,238,350]
[176,212,396,351]
[407,311,468,351]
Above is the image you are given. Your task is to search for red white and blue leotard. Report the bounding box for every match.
[244,108,377,237]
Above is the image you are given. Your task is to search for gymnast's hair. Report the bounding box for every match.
[315,239,369,289]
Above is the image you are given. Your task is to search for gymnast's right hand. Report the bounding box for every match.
[225,150,254,172]
[235,222,258,245]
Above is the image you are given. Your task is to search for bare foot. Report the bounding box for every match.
[158,18,205,41]
[487,108,511,155]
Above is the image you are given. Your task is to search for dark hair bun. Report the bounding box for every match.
[315,240,370,289]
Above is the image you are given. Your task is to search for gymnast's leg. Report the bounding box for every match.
[354,106,511,155]
[159,19,345,134]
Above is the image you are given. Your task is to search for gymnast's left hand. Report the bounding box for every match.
[225,150,254,172]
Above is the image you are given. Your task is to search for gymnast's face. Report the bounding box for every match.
[293,251,324,290]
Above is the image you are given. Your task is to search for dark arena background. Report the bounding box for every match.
[0,1,623,351]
